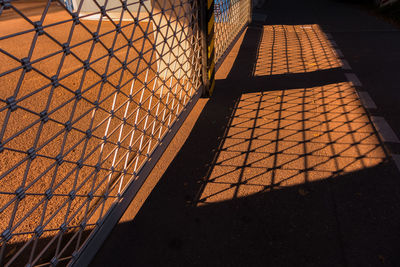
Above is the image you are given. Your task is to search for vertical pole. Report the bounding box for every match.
[199,0,209,96]
[199,0,215,97]
[248,0,252,24]
[207,0,216,96]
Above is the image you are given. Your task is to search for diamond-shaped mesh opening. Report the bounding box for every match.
[214,0,251,65]
[0,0,203,265]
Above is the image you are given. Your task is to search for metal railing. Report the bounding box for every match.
[0,0,251,266]
[214,0,251,68]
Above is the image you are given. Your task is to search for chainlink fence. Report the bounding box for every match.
[0,0,251,266]
[214,0,251,67]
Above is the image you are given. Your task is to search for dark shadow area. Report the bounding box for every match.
[92,164,400,267]
[91,11,400,267]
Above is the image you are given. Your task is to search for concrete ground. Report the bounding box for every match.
[91,0,400,266]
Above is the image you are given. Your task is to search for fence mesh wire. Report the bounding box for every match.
[0,0,203,265]
[214,0,251,65]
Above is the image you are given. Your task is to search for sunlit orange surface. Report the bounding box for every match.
[254,24,342,76]
[199,82,386,204]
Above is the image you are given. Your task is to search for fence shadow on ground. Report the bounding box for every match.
[90,21,400,267]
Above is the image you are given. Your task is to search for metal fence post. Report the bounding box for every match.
[199,0,215,97]
[248,0,253,24]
